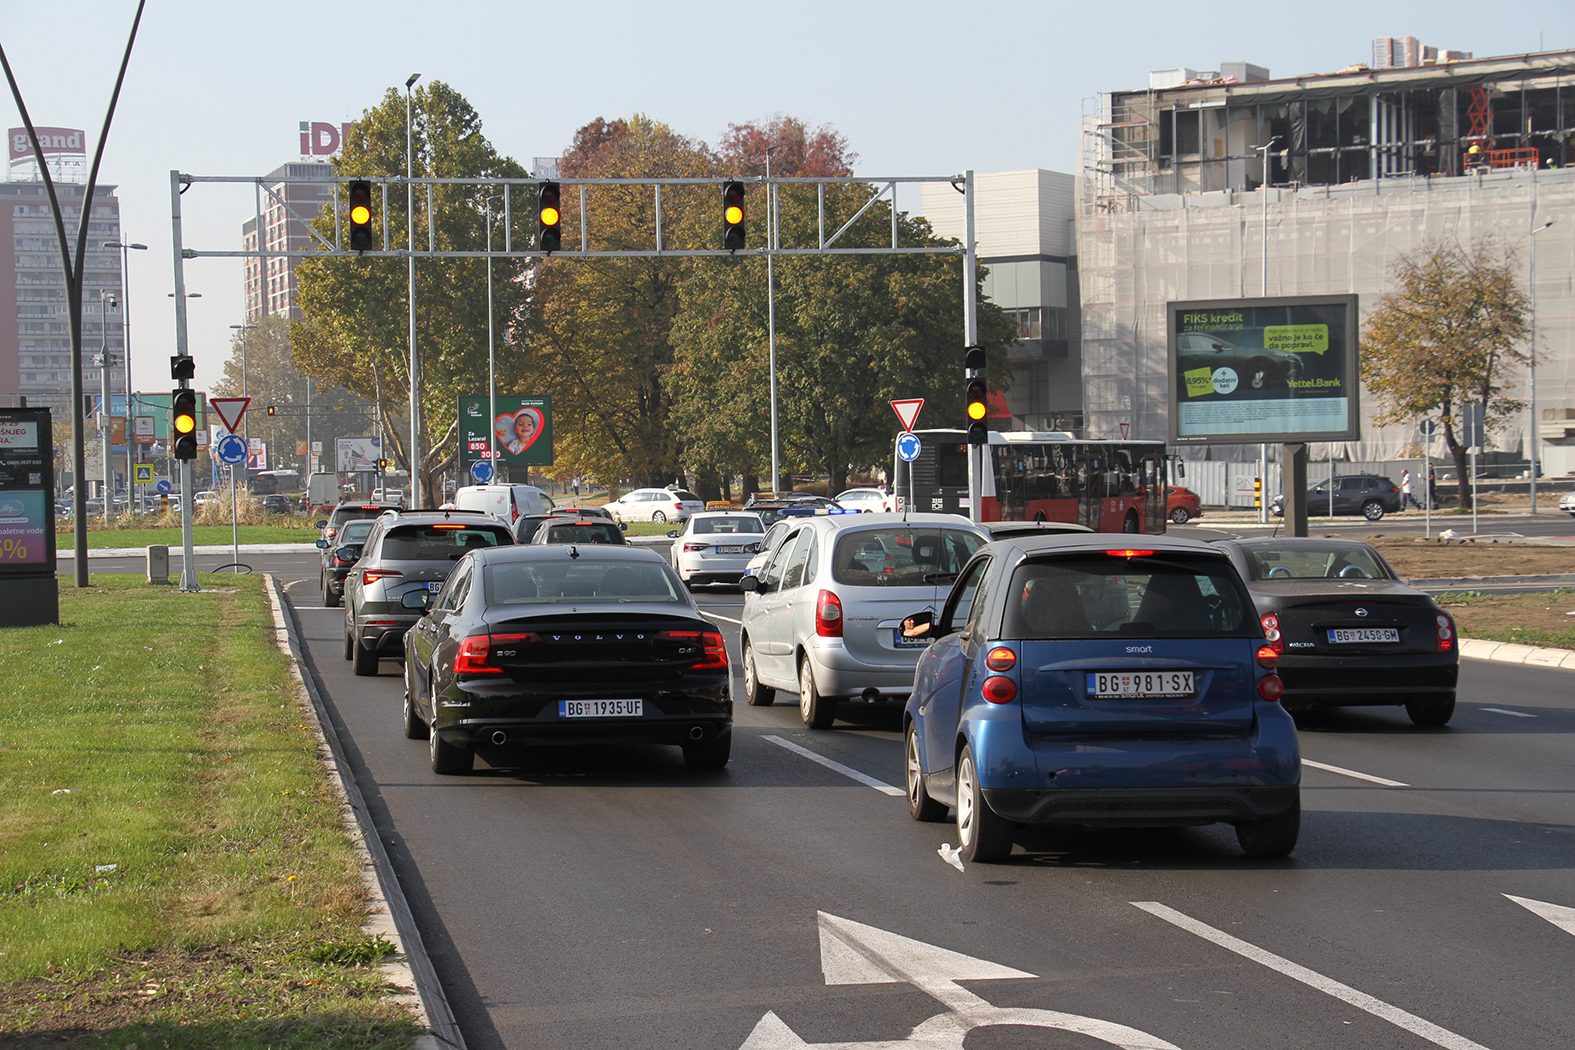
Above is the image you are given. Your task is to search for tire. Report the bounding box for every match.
[343,623,354,661]
[956,746,1013,862]
[323,574,340,608]
[682,729,732,770]
[402,674,429,740]
[351,632,379,676]
[428,671,473,774]
[1169,507,1191,525]
[1122,512,1139,534]
[1362,500,1385,521]
[798,657,836,729]
[652,510,667,524]
[905,723,947,822]
[1235,795,1300,858]
[1406,696,1456,727]
[743,640,775,706]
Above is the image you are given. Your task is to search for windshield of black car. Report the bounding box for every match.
[693,516,763,535]
[831,528,982,587]
[1002,554,1256,638]
[1247,544,1390,580]
[483,559,685,604]
[381,525,509,560]
[542,522,624,544]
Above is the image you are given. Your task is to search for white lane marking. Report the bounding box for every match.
[1132,902,1494,1050]
[1481,707,1536,718]
[1302,759,1409,788]
[763,734,904,796]
[703,612,743,625]
[1504,894,1575,937]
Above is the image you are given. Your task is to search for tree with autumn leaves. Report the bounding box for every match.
[1360,237,1532,510]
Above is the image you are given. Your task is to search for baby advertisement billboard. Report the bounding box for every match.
[1167,295,1359,445]
[458,396,554,468]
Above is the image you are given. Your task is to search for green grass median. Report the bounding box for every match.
[0,575,419,1049]
[58,525,321,550]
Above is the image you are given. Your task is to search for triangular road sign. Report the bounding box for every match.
[890,398,924,432]
[210,397,250,435]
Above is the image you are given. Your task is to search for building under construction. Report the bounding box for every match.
[1078,44,1575,467]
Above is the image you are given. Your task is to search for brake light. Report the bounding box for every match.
[361,569,403,584]
[1260,612,1283,654]
[684,542,708,552]
[981,675,1018,704]
[1436,612,1455,652]
[656,629,729,670]
[1257,673,1284,701]
[1256,645,1279,669]
[432,523,465,529]
[816,590,843,637]
[985,646,1017,672]
[1106,549,1153,558]
[453,632,539,675]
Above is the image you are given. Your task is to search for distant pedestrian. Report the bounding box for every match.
[1400,469,1417,510]
[1428,468,1438,509]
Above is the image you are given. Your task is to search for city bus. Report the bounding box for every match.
[892,429,1170,533]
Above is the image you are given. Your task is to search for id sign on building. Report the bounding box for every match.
[1167,295,1359,446]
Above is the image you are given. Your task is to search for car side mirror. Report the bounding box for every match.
[740,575,761,593]
[314,520,328,528]
[666,529,679,538]
[618,521,627,532]
[315,539,328,549]
[901,610,935,640]
[401,590,433,610]
[336,545,362,562]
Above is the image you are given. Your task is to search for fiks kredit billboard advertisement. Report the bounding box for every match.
[1167,295,1359,445]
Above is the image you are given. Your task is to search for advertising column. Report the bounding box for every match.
[0,406,59,626]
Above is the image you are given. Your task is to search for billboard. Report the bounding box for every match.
[336,436,382,473]
[0,408,56,573]
[1167,295,1359,445]
[458,396,553,468]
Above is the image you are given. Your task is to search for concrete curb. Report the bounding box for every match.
[262,574,464,1050]
[1408,574,1575,587]
[1459,636,1575,670]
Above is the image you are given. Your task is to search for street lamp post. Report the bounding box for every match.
[98,290,117,522]
[484,192,504,473]
[1254,138,1281,526]
[1529,217,1555,514]
[105,240,145,512]
[405,72,422,507]
[764,144,780,493]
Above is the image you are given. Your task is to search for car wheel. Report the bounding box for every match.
[652,510,667,524]
[682,728,731,770]
[323,574,340,608]
[1122,511,1139,533]
[428,674,473,775]
[956,746,1012,862]
[1169,507,1190,525]
[1406,696,1456,727]
[1235,795,1300,858]
[343,622,354,661]
[351,633,379,676]
[402,674,429,740]
[743,640,775,706]
[1362,500,1385,521]
[798,657,835,729]
[905,723,947,822]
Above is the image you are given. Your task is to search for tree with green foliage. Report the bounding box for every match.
[291,80,533,502]
[1360,237,1531,510]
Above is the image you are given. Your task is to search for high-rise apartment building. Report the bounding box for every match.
[241,161,335,322]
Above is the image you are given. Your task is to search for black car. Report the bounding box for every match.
[525,518,628,545]
[400,544,732,774]
[343,511,516,676]
[1213,538,1459,725]
[261,493,295,515]
[317,517,377,607]
[1272,474,1401,521]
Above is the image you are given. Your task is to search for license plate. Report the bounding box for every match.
[1327,628,1399,644]
[893,629,930,649]
[715,545,743,554]
[1086,671,1195,698]
[558,699,643,718]
[427,581,443,593]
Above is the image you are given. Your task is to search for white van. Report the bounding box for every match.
[452,484,554,528]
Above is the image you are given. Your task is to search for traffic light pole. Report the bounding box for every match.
[962,171,981,524]
[169,171,198,591]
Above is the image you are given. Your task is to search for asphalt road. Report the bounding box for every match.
[63,542,1575,1049]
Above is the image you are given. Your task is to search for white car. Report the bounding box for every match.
[833,487,891,512]
[668,511,766,588]
[604,488,704,524]
[1560,491,1575,517]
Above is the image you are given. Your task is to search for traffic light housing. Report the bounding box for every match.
[171,389,198,461]
[722,182,746,250]
[965,345,988,446]
[170,355,195,381]
[348,180,374,251]
[537,181,562,252]
[267,405,277,416]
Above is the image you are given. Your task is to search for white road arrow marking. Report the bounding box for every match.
[737,912,1184,1049]
[1504,894,1575,936]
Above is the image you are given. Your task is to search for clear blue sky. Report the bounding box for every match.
[7,0,1573,393]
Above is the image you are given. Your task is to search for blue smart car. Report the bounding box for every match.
[902,533,1300,861]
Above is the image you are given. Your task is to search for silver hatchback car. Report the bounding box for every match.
[739,513,989,728]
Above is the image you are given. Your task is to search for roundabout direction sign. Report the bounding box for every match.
[216,433,248,465]
[897,432,922,463]
[470,459,494,483]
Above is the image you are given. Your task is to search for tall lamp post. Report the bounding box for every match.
[1254,138,1280,525]
[764,144,780,493]
[105,240,145,512]
[405,72,422,507]
[484,192,504,471]
[97,290,118,521]
[1529,218,1555,514]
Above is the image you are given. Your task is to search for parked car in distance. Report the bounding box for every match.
[261,493,295,515]
[400,544,732,774]
[343,511,515,677]
[603,488,704,524]
[738,512,989,726]
[833,488,891,512]
[903,533,1299,862]
[526,518,629,546]
[1212,537,1458,725]
[1166,486,1202,525]
[317,518,377,607]
[1559,491,1575,517]
[1272,474,1401,521]
[667,511,765,588]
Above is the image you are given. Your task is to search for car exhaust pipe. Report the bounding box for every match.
[491,730,508,746]
[862,687,882,702]
[688,726,706,741]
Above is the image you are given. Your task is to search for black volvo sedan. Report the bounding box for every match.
[401,544,733,774]
[1213,538,1458,725]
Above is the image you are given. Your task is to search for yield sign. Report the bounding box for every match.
[890,398,924,432]
[210,397,250,435]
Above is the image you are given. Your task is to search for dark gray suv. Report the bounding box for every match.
[1272,474,1402,521]
[343,511,514,676]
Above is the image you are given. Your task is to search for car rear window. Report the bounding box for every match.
[382,525,510,560]
[484,559,684,604]
[542,522,625,545]
[831,528,982,587]
[1003,553,1256,638]
[671,490,701,502]
[694,516,763,535]
[1246,544,1390,581]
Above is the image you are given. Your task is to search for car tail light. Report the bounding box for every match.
[816,590,843,637]
[1257,673,1284,701]
[1260,612,1283,654]
[659,629,728,671]
[361,569,403,584]
[432,523,465,529]
[1256,645,1279,669]
[985,646,1017,672]
[1436,612,1455,652]
[982,675,1017,704]
[454,632,539,675]
[684,542,708,552]
[1105,549,1153,558]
